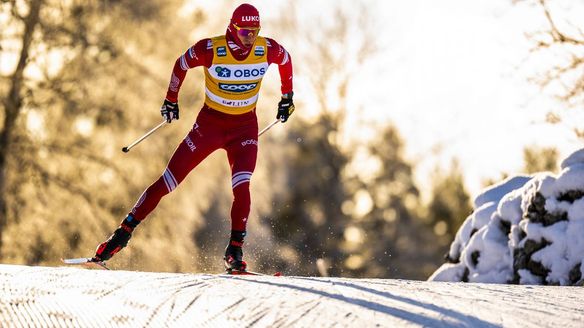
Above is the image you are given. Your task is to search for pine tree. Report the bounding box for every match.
[268,113,352,276]
[350,125,438,279]
[426,160,473,247]
[0,0,196,265]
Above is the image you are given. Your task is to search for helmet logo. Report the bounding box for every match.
[241,16,259,22]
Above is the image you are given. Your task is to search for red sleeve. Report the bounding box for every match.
[165,39,214,103]
[266,38,293,95]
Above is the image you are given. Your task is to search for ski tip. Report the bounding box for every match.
[61,257,110,270]
[61,257,93,265]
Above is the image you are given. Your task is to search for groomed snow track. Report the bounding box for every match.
[0,264,582,327]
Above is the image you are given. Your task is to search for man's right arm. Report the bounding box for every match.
[165,39,213,103]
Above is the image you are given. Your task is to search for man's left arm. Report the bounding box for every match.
[266,38,294,122]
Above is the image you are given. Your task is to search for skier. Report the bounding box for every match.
[93,3,294,272]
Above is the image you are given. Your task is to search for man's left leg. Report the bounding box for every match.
[223,132,258,271]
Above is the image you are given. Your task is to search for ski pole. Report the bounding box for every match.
[123,118,278,153]
[258,119,280,137]
[122,120,167,153]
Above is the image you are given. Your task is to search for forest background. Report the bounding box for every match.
[0,0,581,279]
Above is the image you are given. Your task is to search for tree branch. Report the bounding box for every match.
[539,0,584,45]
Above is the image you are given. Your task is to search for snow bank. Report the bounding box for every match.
[1,264,584,327]
[430,148,584,286]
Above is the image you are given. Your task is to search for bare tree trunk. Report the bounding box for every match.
[0,0,43,257]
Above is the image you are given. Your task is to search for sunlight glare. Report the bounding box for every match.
[353,189,373,218]
[74,117,95,137]
[26,110,46,141]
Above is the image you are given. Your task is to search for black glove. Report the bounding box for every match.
[161,99,179,123]
[276,92,295,123]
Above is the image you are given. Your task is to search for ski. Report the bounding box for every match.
[226,268,282,276]
[61,257,110,270]
[62,257,281,275]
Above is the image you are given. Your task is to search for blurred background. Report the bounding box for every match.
[0,0,582,279]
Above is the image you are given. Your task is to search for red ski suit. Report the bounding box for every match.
[129,35,293,233]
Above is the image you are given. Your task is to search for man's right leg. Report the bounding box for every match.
[95,120,220,261]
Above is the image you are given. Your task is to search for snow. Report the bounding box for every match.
[1,264,583,327]
[561,148,584,170]
[430,148,584,286]
[473,176,533,209]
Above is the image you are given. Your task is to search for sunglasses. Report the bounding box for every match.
[233,24,260,38]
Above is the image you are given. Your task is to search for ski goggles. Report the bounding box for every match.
[233,24,260,38]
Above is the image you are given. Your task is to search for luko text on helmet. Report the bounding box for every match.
[241,16,259,22]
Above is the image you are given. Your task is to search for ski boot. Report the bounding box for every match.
[94,214,140,261]
[224,230,247,273]
[224,244,247,273]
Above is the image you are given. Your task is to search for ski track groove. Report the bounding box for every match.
[110,273,212,327]
[281,296,323,327]
[163,281,213,324]
[269,297,315,327]
[139,281,184,327]
[19,301,41,328]
[30,296,55,328]
[11,302,27,328]
[52,271,111,328]
[243,307,270,328]
[170,277,222,327]
[2,284,24,327]
[196,296,245,327]
[181,295,201,315]
[93,280,134,301]
[4,303,19,328]
[31,301,51,328]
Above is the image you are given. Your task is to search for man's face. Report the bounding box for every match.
[233,25,260,48]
